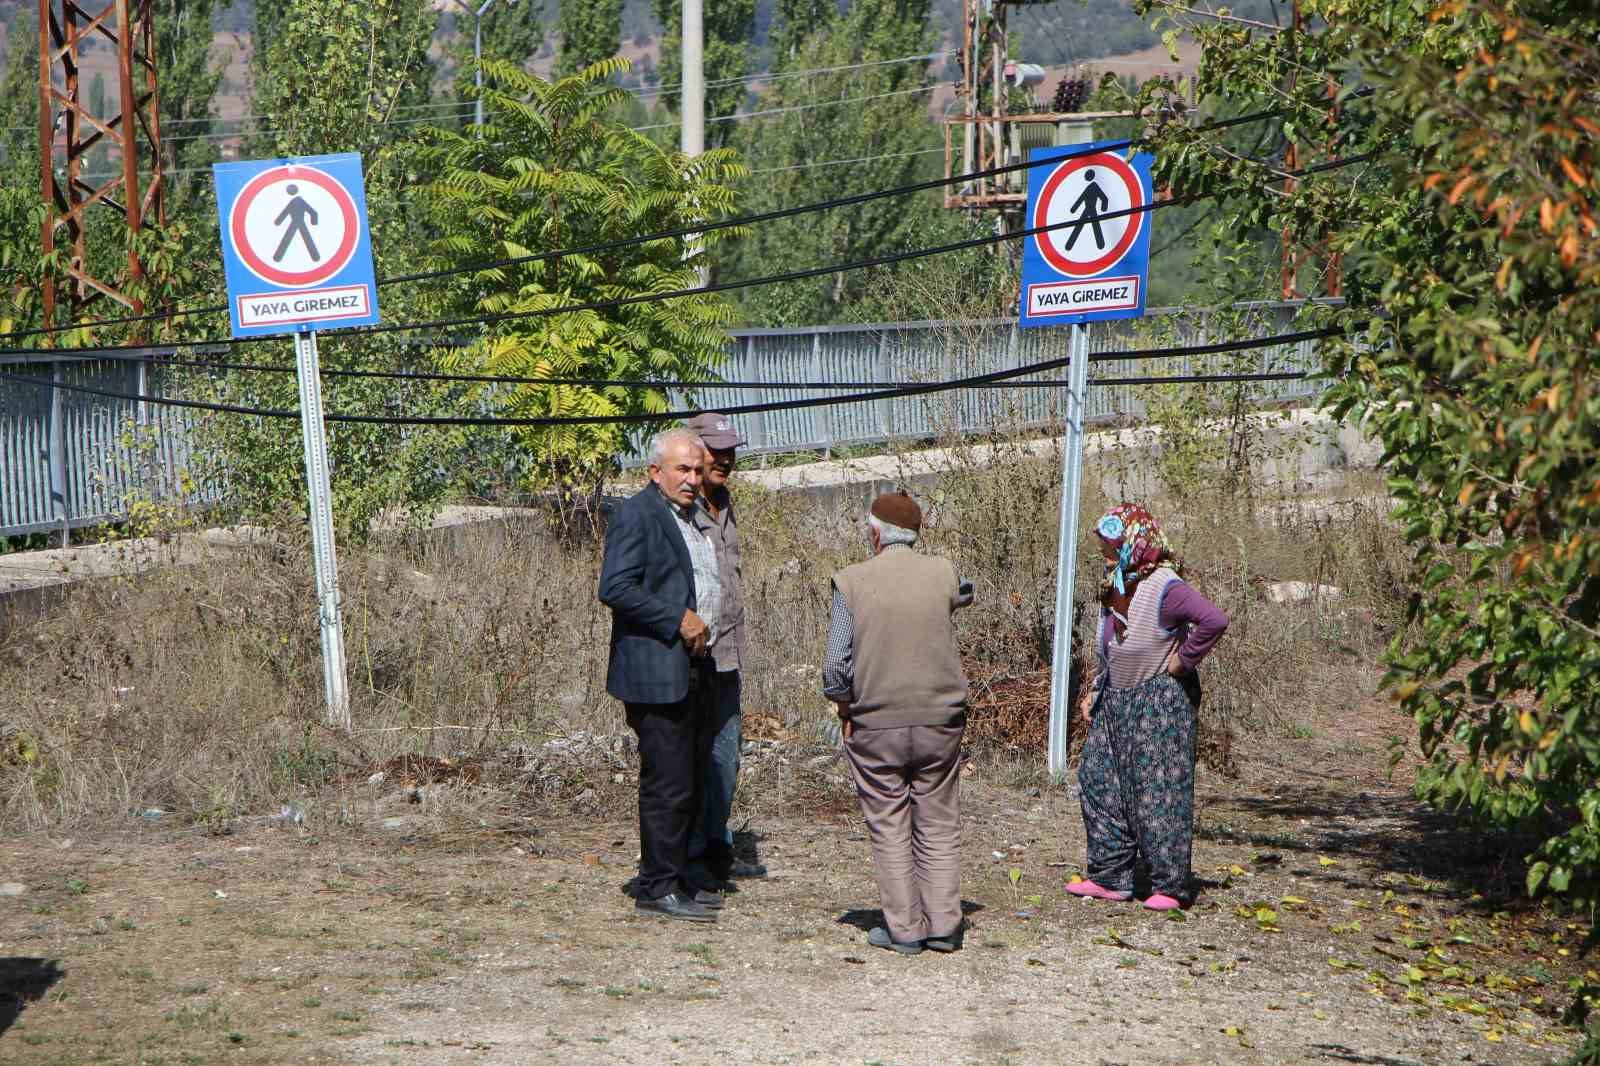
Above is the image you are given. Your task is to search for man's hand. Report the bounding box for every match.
[834,700,853,741]
[680,609,709,657]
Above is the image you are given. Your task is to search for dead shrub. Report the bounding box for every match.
[0,428,1400,832]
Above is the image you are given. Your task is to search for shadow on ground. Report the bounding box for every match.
[1307,1043,1425,1065]
[0,957,62,1036]
[1202,784,1550,906]
[835,900,985,933]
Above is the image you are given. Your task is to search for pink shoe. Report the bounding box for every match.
[1142,893,1183,911]
[1064,879,1132,902]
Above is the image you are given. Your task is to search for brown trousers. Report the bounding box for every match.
[843,720,965,943]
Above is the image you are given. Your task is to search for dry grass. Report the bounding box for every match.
[0,427,1407,833]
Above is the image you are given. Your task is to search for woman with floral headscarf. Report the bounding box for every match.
[1064,503,1229,910]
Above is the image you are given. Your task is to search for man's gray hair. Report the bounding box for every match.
[649,427,706,467]
[867,512,918,547]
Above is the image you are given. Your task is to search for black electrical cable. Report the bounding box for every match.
[0,104,1296,344]
[0,327,1337,429]
[1092,371,1308,387]
[333,153,1373,342]
[0,148,1372,361]
[33,325,1342,389]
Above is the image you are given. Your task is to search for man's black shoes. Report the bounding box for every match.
[925,922,965,953]
[635,891,719,922]
[730,860,768,879]
[867,926,923,955]
[692,888,726,909]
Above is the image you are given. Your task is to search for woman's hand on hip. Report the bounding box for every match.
[1166,650,1186,677]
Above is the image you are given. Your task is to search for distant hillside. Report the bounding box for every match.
[3,0,1215,76]
[2,0,1226,125]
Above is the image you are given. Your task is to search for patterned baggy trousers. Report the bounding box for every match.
[1076,673,1198,902]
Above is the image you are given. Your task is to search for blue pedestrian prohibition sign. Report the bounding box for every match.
[214,152,381,338]
[1019,142,1154,328]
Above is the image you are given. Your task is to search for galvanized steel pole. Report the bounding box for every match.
[293,330,351,731]
[1047,322,1091,779]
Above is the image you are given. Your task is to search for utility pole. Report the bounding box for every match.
[681,0,704,157]
[454,0,508,132]
[681,0,704,281]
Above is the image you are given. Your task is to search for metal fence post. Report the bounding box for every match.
[811,331,833,456]
[876,331,892,438]
[745,335,768,454]
[48,361,70,547]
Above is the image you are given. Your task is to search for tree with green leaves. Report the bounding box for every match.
[250,0,438,159]
[180,0,464,539]
[0,4,44,332]
[557,0,622,77]
[413,56,745,513]
[716,0,975,325]
[650,0,755,148]
[1134,0,1600,932]
[155,0,229,213]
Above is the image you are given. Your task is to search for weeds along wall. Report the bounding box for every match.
[0,422,1404,832]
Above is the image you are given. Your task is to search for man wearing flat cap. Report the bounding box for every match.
[681,411,765,893]
[822,490,974,955]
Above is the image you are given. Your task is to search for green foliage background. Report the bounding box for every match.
[1134,0,1600,924]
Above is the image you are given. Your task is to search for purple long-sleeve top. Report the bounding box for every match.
[1099,580,1229,674]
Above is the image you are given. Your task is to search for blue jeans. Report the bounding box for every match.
[687,670,741,882]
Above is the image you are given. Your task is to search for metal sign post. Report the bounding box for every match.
[1047,322,1091,778]
[292,329,350,730]
[214,153,379,731]
[1017,138,1155,780]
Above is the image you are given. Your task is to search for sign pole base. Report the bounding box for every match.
[1047,322,1092,780]
[293,329,351,731]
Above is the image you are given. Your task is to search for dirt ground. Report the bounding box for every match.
[1,692,1590,1066]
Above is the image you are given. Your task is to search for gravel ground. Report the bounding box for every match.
[0,700,1588,1065]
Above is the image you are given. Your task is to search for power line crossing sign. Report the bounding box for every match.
[214,152,380,338]
[1020,142,1154,328]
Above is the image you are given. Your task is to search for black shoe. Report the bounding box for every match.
[635,891,718,923]
[692,888,726,910]
[730,860,768,879]
[925,921,965,953]
[867,926,923,955]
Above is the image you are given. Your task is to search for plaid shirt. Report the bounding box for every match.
[669,499,721,649]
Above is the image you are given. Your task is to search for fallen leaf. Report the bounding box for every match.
[843,956,865,965]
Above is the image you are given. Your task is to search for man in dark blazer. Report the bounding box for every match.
[599,427,722,923]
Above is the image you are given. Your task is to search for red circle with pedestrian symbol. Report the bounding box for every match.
[1032,152,1145,277]
[229,164,361,288]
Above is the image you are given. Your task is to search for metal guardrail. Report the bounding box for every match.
[1,304,1328,540]
[0,355,198,541]
[628,302,1326,462]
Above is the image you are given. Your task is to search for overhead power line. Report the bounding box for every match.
[0,142,1372,355]
[633,51,953,99]
[0,327,1336,430]
[630,84,940,132]
[745,148,946,176]
[2,104,1359,348]
[38,326,1342,389]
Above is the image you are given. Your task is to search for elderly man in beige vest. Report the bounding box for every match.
[822,491,973,955]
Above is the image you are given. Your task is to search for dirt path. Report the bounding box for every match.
[0,703,1587,1065]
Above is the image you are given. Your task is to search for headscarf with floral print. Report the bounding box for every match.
[1095,503,1181,639]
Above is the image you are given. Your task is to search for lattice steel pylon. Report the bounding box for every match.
[37,0,166,328]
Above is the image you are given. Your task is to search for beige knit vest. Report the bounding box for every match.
[833,547,968,730]
[1104,567,1185,689]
